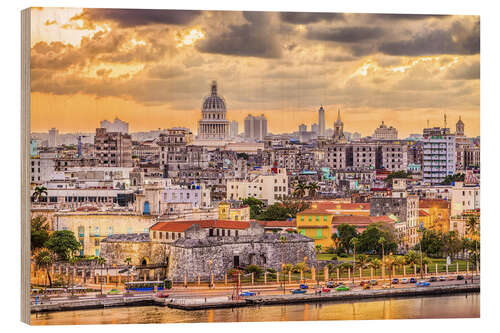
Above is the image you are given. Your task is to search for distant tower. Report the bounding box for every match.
[444,113,447,129]
[318,105,325,137]
[456,116,465,137]
[333,107,344,141]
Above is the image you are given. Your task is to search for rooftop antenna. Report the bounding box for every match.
[444,113,447,128]
[427,119,430,128]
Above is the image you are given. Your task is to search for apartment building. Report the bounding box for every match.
[422,129,456,185]
[94,128,133,167]
[226,167,288,204]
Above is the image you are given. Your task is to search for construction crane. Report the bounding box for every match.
[77,135,88,158]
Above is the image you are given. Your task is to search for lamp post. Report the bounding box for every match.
[418,224,424,279]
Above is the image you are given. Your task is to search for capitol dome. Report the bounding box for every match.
[202,81,226,111]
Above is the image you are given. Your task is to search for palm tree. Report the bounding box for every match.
[97,257,106,295]
[293,182,307,199]
[369,258,381,278]
[357,254,369,270]
[331,234,341,251]
[378,237,386,279]
[384,255,396,288]
[32,186,48,205]
[465,216,480,282]
[349,237,359,284]
[35,249,55,287]
[307,182,319,199]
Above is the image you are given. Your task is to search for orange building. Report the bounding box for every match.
[419,199,451,234]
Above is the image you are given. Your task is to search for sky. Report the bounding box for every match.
[30,8,480,137]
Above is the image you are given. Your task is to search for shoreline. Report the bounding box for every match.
[31,283,479,314]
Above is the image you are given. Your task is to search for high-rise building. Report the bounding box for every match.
[244,114,268,141]
[230,121,239,137]
[373,121,398,140]
[94,128,133,167]
[100,118,129,134]
[311,123,319,135]
[318,105,325,137]
[198,81,230,140]
[422,128,456,185]
[48,128,58,147]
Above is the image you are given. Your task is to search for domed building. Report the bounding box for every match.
[197,81,229,140]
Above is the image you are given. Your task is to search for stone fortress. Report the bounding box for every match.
[100,219,315,282]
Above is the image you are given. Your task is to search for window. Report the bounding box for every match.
[153,231,156,239]
[108,226,113,236]
[316,229,323,238]
[78,226,84,237]
[94,226,100,237]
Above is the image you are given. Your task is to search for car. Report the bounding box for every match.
[321,287,331,293]
[429,276,438,282]
[155,291,169,298]
[401,278,409,284]
[457,275,464,280]
[369,279,378,286]
[362,284,371,290]
[299,284,309,289]
[416,281,431,287]
[107,289,121,295]
[239,291,256,297]
[409,277,417,283]
[439,276,446,281]
[291,289,307,294]
[392,278,399,284]
[336,286,350,291]
[327,281,334,288]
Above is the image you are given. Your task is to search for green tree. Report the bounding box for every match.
[368,258,381,272]
[358,225,397,255]
[242,197,265,219]
[279,196,310,217]
[244,264,264,277]
[440,173,465,185]
[293,182,308,198]
[31,215,49,251]
[31,185,48,203]
[307,182,319,199]
[404,250,419,266]
[257,203,291,221]
[315,244,323,254]
[35,249,55,287]
[420,229,444,257]
[337,224,359,253]
[356,254,369,269]
[442,231,462,260]
[44,230,81,261]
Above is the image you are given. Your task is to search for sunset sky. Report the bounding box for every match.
[30,8,480,137]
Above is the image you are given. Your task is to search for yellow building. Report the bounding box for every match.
[54,212,156,257]
[296,209,334,248]
[419,199,451,234]
[218,201,250,221]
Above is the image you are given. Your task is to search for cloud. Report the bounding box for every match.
[197,12,282,58]
[446,60,480,80]
[306,26,384,43]
[379,20,479,56]
[71,8,201,28]
[44,19,57,26]
[371,14,449,21]
[279,12,344,24]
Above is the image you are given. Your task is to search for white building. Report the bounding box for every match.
[100,117,129,134]
[230,120,239,138]
[226,167,288,205]
[373,121,398,140]
[198,81,230,140]
[450,181,480,217]
[422,130,456,185]
[48,128,58,147]
[244,114,268,141]
[318,105,325,137]
[31,152,57,183]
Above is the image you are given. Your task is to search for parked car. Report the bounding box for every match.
[429,276,438,282]
[369,279,378,286]
[362,284,371,290]
[321,287,331,293]
[416,281,431,287]
[457,275,464,280]
[107,289,121,295]
[299,284,309,289]
[291,289,307,294]
[336,286,350,291]
[155,291,169,298]
[401,278,409,284]
[439,276,446,281]
[392,278,399,284]
[327,281,334,288]
[409,277,417,283]
[239,291,256,297]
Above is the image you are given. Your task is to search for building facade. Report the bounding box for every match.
[198,81,230,140]
[373,121,398,140]
[94,128,133,167]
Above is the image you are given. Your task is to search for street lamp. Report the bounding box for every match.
[208,260,213,288]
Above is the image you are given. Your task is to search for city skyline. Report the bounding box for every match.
[30,8,479,137]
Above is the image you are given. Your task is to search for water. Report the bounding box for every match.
[31,293,479,325]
